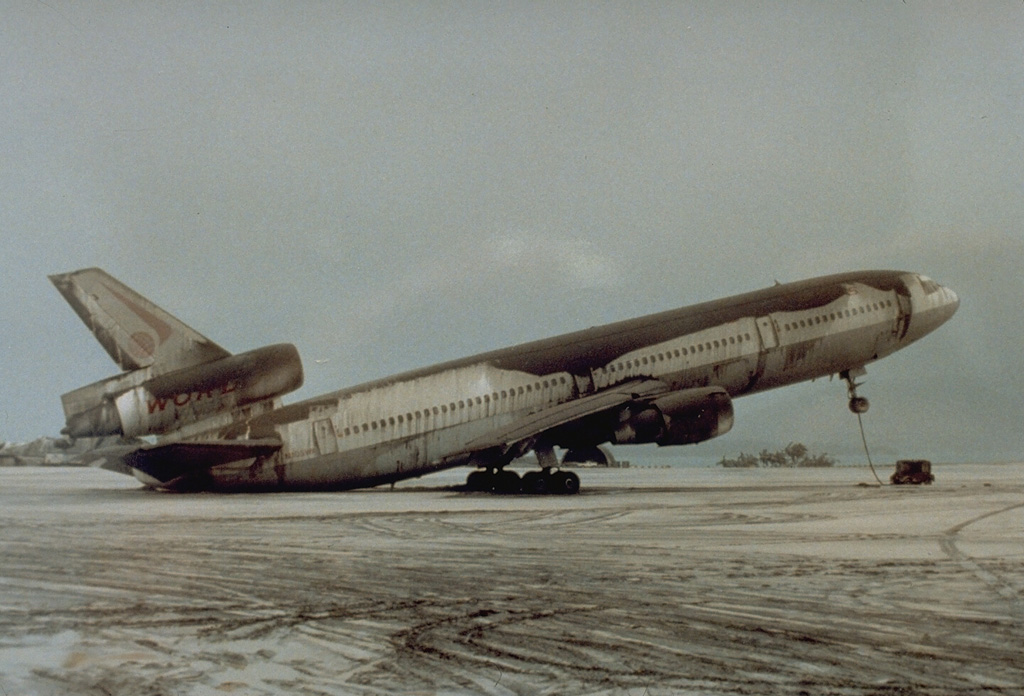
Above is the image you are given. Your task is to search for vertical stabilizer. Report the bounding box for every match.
[50,268,230,373]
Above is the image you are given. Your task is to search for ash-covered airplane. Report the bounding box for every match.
[51,268,958,494]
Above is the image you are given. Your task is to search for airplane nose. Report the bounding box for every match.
[945,285,960,317]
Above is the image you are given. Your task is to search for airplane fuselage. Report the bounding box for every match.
[178,270,958,492]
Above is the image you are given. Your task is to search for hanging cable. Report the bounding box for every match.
[857,411,884,486]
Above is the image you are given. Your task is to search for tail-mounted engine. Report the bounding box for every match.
[612,386,734,446]
[61,344,303,438]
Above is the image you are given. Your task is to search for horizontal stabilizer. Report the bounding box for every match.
[124,439,282,486]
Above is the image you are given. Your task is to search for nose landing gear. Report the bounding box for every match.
[842,368,870,414]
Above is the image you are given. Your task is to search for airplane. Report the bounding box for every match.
[49,268,959,494]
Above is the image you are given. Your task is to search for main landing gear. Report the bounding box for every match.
[463,467,581,495]
[463,443,581,495]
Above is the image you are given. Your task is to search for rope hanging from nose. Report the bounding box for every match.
[857,411,885,486]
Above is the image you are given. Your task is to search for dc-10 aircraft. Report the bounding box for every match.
[50,268,959,494]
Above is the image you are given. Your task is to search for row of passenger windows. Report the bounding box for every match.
[780,300,893,332]
[604,332,755,374]
[334,301,894,439]
[338,375,571,438]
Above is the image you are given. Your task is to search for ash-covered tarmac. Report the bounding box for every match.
[2,463,1023,696]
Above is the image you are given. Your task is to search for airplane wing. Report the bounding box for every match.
[123,439,282,486]
[462,378,670,453]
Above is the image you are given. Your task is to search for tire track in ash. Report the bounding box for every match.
[939,501,1024,605]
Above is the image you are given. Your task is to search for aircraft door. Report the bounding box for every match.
[755,316,779,350]
[313,418,338,455]
[894,293,912,340]
[574,372,594,397]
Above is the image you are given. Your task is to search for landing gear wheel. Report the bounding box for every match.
[465,469,493,492]
[494,469,522,494]
[522,470,548,495]
[550,470,581,495]
[848,396,870,414]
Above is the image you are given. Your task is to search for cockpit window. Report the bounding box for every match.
[920,276,942,295]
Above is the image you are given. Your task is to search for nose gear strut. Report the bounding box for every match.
[843,368,870,414]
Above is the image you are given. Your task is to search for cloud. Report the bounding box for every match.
[1,4,1021,462]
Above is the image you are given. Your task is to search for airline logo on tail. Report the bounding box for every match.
[102,282,173,358]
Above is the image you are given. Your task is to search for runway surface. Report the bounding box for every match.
[2,463,1023,695]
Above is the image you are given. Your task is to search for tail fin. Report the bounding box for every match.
[49,268,230,373]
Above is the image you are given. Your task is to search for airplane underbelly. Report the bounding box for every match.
[752,322,894,392]
[204,415,514,491]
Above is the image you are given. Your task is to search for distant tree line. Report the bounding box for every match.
[718,442,836,468]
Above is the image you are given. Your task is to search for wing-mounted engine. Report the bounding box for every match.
[61,343,303,438]
[612,386,734,446]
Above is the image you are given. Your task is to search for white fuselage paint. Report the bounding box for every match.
[181,271,958,491]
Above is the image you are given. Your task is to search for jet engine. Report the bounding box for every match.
[612,386,734,446]
[61,344,303,438]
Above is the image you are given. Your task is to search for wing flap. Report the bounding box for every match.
[124,439,281,485]
[463,378,669,452]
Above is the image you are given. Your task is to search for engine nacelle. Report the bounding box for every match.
[62,344,303,438]
[612,386,734,447]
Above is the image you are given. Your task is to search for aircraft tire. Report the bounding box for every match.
[465,469,492,492]
[848,396,870,414]
[522,470,548,495]
[495,469,522,494]
[550,470,581,495]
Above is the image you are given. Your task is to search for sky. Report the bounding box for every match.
[2,2,1022,463]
